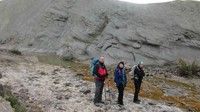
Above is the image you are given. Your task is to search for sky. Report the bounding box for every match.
[118,0,200,4]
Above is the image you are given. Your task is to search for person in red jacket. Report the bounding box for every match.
[93,56,108,105]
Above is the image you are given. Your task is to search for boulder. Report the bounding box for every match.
[0,84,4,97]
[0,72,2,79]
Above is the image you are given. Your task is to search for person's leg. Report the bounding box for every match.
[94,80,101,103]
[137,79,142,95]
[117,85,121,104]
[117,84,124,105]
[134,80,140,102]
[139,78,142,89]
[122,85,124,104]
[120,85,124,105]
[99,81,104,102]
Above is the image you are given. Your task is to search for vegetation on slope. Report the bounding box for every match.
[38,55,200,111]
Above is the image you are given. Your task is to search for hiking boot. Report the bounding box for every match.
[133,100,141,104]
[133,99,140,102]
[99,101,105,104]
[118,105,126,110]
[94,102,104,107]
[117,101,124,105]
[94,103,101,107]
[118,102,124,106]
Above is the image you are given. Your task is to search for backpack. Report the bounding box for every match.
[130,65,137,79]
[90,57,99,76]
[131,65,137,72]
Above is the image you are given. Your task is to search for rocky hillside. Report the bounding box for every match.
[0,0,200,65]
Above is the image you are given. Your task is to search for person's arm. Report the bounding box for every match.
[114,69,121,85]
[124,70,127,84]
[142,70,145,77]
[105,65,109,77]
[114,69,118,83]
[134,68,139,80]
[130,66,135,80]
[93,64,100,77]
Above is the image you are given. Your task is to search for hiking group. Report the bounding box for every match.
[90,56,145,106]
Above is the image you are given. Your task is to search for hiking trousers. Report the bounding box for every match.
[117,84,124,105]
[134,78,142,101]
[94,79,104,103]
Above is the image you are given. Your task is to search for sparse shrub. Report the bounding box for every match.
[3,85,26,112]
[10,49,22,55]
[5,95,26,112]
[62,54,74,61]
[177,59,200,78]
[27,43,33,47]
[5,95,19,108]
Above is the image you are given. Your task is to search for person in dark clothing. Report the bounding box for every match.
[93,56,108,105]
[114,61,127,105]
[132,61,145,104]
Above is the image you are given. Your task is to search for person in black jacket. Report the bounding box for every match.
[93,56,108,105]
[132,61,145,104]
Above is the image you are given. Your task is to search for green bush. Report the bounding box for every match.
[5,95,26,112]
[3,86,26,112]
[177,59,200,78]
[6,95,19,107]
[62,54,74,61]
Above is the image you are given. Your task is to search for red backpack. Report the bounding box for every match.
[98,67,107,76]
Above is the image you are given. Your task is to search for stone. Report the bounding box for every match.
[64,82,72,87]
[197,72,200,77]
[18,88,30,101]
[53,68,60,72]
[0,72,2,79]
[76,73,84,77]
[0,84,4,97]
[148,102,156,106]
[39,71,48,76]
[79,88,91,95]
[83,90,91,95]
[56,95,63,100]
[53,79,60,84]
[64,94,71,100]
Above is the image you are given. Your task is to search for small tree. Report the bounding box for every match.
[177,59,200,78]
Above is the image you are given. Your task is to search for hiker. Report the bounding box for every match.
[131,61,145,104]
[114,61,127,105]
[93,56,108,105]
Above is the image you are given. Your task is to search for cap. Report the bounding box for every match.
[138,61,144,65]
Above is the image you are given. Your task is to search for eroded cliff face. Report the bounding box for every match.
[0,0,200,65]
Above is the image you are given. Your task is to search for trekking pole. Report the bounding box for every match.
[104,80,107,102]
[105,78,110,103]
[108,79,112,104]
